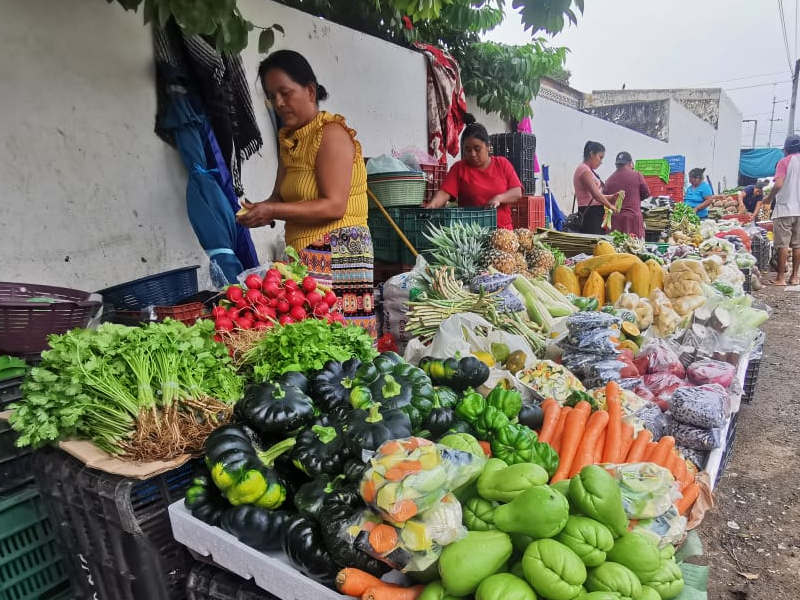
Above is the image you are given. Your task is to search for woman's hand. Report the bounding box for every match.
[236,199,276,228]
[487,195,503,209]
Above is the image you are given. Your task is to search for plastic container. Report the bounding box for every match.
[635,159,670,183]
[0,283,102,355]
[716,410,739,485]
[742,332,765,404]
[98,266,200,311]
[509,196,546,230]
[34,448,198,600]
[0,421,35,495]
[421,163,447,204]
[663,155,686,173]
[490,133,536,191]
[0,486,72,600]
[367,172,426,208]
[186,563,280,600]
[154,302,206,326]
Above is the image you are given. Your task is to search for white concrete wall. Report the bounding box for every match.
[712,92,744,192]
[0,0,427,291]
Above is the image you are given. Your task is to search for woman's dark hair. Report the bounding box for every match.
[583,141,605,160]
[257,50,329,103]
[689,167,706,179]
[461,113,490,146]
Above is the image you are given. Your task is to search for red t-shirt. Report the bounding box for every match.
[440,157,522,229]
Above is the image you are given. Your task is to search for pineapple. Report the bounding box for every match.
[516,228,535,253]
[488,249,518,274]
[514,252,529,274]
[490,229,519,254]
[425,223,491,281]
[526,241,556,277]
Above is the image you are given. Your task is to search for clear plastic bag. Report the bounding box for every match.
[686,359,736,389]
[566,311,622,333]
[564,327,620,354]
[605,462,679,519]
[630,402,669,440]
[630,505,688,548]
[634,338,686,378]
[668,420,721,452]
[642,373,689,403]
[360,437,486,523]
[669,384,729,428]
[676,445,708,470]
[367,154,413,175]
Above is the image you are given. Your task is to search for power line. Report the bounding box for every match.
[779,0,794,72]
[694,71,789,86]
[726,80,792,91]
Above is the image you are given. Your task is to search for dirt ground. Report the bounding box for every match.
[700,285,800,598]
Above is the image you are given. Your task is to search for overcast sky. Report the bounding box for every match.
[485,0,798,148]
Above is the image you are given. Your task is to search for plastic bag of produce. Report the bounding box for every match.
[562,326,620,355]
[382,256,427,353]
[667,420,721,452]
[686,359,736,388]
[669,384,729,428]
[347,495,465,571]
[566,311,622,333]
[630,401,668,440]
[676,445,707,471]
[360,437,486,523]
[643,373,690,408]
[630,505,688,548]
[605,463,678,520]
[619,377,656,403]
[517,360,586,404]
[634,339,686,378]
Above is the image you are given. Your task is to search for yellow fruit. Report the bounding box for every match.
[582,271,605,306]
[553,265,581,295]
[626,261,651,298]
[605,271,626,304]
[473,351,495,367]
[618,340,640,355]
[573,253,642,279]
[554,282,572,296]
[646,259,664,291]
[593,240,616,256]
[621,321,641,338]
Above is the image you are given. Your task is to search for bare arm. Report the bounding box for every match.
[425,189,452,208]
[237,122,355,227]
[579,170,615,209]
[487,186,522,208]
[764,177,785,205]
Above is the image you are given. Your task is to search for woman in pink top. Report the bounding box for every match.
[573,141,618,234]
[424,115,522,230]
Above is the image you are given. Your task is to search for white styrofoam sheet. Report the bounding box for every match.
[169,500,347,600]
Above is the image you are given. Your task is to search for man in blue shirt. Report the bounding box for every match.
[684,167,714,218]
[736,180,766,218]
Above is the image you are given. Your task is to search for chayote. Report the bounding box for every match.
[522,538,587,600]
[476,573,538,600]
[418,580,467,600]
[477,459,548,503]
[555,515,615,567]
[636,585,662,600]
[606,532,661,581]
[640,559,684,599]
[585,562,642,600]
[494,485,569,539]
[439,530,512,596]
[569,465,629,537]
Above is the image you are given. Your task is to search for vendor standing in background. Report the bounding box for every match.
[602,151,649,238]
[684,167,715,218]
[573,141,620,234]
[762,134,800,286]
[736,180,767,219]
[423,115,522,230]
[237,50,376,336]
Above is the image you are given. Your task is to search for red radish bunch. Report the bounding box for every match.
[212,267,343,335]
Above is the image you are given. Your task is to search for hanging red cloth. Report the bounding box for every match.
[413,42,467,164]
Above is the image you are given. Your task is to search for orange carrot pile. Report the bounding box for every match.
[336,568,424,600]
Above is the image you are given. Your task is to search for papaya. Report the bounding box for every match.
[582,271,605,306]
[573,253,641,279]
[554,282,572,296]
[625,261,651,298]
[553,265,581,295]
[593,240,616,256]
[646,259,664,291]
[605,271,626,304]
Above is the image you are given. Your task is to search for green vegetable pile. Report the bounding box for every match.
[9,319,242,459]
[670,203,701,236]
[609,230,645,255]
[241,319,378,381]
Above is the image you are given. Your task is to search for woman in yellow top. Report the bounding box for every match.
[237,50,375,336]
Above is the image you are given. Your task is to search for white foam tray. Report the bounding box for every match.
[169,500,347,600]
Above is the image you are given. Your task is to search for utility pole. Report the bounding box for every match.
[743,119,758,148]
[788,59,800,137]
[768,96,787,147]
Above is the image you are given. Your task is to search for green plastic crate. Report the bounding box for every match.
[0,487,71,600]
[634,159,670,183]
[368,207,497,265]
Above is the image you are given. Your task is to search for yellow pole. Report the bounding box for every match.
[366,189,419,258]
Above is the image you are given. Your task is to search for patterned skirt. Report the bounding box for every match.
[298,225,376,337]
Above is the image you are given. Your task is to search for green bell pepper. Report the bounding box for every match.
[531,439,560,479]
[463,497,499,531]
[490,423,535,465]
[419,580,467,600]
[571,296,600,311]
[568,465,629,538]
[477,459,549,503]
[473,406,510,440]
[476,573,537,600]
[439,530,513,597]
[494,485,570,539]
[486,385,523,419]
[455,388,487,423]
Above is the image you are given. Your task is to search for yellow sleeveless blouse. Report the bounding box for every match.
[278,111,368,251]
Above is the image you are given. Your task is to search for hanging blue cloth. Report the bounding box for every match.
[739,148,783,179]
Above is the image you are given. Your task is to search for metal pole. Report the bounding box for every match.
[788,59,800,137]
[743,119,758,148]
[769,96,777,147]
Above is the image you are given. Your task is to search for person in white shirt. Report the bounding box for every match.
[763,134,800,285]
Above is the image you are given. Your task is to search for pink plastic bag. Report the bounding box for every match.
[634,339,686,379]
[643,373,690,409]
[686,359,736,389]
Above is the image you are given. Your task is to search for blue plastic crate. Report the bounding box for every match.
[664,155,686,173]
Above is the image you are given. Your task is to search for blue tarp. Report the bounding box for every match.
[739,148,784,179]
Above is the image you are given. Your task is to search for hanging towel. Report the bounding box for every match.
[413,42,467,164]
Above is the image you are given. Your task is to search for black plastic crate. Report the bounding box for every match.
[0,376,24,411]
[742,334,765,404]
[0,420,35,494]
[716,411,740,485]
[186,563,280,600]
[98,266,200,311]
[34,448,198,600]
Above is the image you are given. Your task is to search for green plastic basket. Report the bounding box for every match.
[634,159,670,183]
[367,173,426,207]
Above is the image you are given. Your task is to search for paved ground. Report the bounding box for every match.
[700,285,800,598]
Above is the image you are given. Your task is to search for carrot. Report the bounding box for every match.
[569,408,609,477]
[551,401,592,482]
[643,441,659,462]
[649,436,676,469]
[602,382,622,463]
[378,440,403,455]
[361,479,377,504]
[675,482,700,516]
[336,568,387,597]
[664,450,685,483]
[538,399,561,443]
[385,460,423,481]
[388,499,418,522]
[478,441,492,457]
[362,584,425,600]
[550,406,572,454]
[594,432,606,464]
[619,422,634,463]
[625,429,652,462]
[368,524,399,555]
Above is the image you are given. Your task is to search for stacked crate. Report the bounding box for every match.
[509,196,546,230]
[489,133,536,195]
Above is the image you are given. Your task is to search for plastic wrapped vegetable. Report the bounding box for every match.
[633,339,686,378]
[517,360,586,404]
[667,420,721,452]
[605,463,677,520]
[686,359,736,388]
[360,437,486,522]
[669,384,729,429]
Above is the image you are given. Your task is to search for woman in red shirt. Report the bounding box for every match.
[422,116,522,230]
